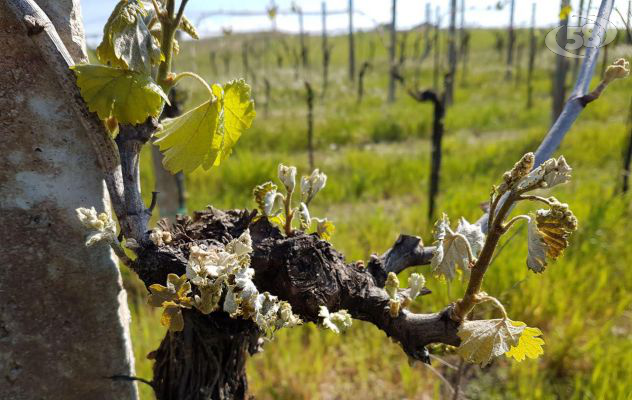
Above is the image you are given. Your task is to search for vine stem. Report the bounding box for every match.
[477,294,508,319]
[518,194,554,206]
[284,187,295,236]
[173,72,213,95]
[156,0,189,92]
[453,192,518,320]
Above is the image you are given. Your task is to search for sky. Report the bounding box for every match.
[81,0,632,43]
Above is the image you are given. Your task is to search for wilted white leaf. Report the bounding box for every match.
[234,267,257,301]
[301,169,327,204]
[278,163,297,192]
[457,319,525,367]
[517,156,572,191]
[431,214,479,281]
[408,273,426,300]
[527,217,548,273]
[318,306,352,334]
[298,202,311,230]
[223,286,239,315]
[226,229,253,258]
[456,217,485,263]
[76,206,116,246]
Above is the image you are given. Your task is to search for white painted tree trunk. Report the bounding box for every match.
[0,1,138,398]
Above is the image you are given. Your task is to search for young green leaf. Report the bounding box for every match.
[154,97,221,173]
[505,322,545,362]
[213,80,257,164]
[457,319,525,367]
[72,64,168,124]
[97,0,162,73]
[154,79,255,173]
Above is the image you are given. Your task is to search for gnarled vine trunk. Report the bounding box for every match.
[132,208,459,400]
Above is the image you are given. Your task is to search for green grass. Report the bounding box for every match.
[125,28,632,399]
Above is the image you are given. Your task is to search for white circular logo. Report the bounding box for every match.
[545,16,618,58]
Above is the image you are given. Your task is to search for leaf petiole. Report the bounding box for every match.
[453,232,475,266]
[475,294,508,319]
[518,194,553,206]
[173,72,213,96]
[502,214,531,232]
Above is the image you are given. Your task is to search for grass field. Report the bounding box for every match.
[121,28,632,399]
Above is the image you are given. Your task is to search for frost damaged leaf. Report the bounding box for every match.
[408,273,426,300]
[154,80,255,173]
[96,0,162,73]
[147,273,193,332]
[456,217,485,262]
[193,284,223,314]
[319,306,352,334]
[505,322,545,362]
[526,203,577,273]
[76,206,117,246]
[298,202,311,230]
[517,156,572,191]
[161,303,185,332]
[72,64,168,124]
[431,214,480,281]
[527,217,548,272]
[253,182,278,215]
[457,319,525,367]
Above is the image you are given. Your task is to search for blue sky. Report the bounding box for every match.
[81,0,631,42]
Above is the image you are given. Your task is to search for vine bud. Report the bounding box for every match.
[277,163,297,192]
[604,58,630,83]
[301,169,327,204]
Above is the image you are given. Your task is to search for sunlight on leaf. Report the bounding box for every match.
[213,80,257,165]
[505,322,545,362]
[154,98,221,173]
[154,79,255,173]
[457,318,524,367]
[72,64,167,124]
